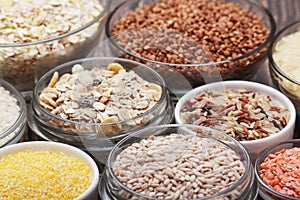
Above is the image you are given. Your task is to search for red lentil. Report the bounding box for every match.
[259,147,300,198]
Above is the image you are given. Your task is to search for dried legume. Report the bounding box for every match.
[0,0,104,91]
[180,89,289,141]
[259,147,300,198]
[0,150,92,200]
[111,0,270,86]
[113,134,245,199]
[39,63,162,136]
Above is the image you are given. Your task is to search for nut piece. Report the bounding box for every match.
[107,63,125,74]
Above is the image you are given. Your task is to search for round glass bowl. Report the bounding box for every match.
[99,124,258,200]
[0,141,99,200]
[0,0,110,95]
[106,0,275,99]
[175,81,296,162]
[269,20,300,115]
[28,57,174,167]
[0,79,27,147]
[255,139,300,200]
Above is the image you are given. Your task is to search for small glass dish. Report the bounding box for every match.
[255,139,300,200]
[106,0,276,99]
[0,0,110,96]
[99,124,258,200]
[0,79,27,147]
[28,57,174,168]
[269,20,300,115]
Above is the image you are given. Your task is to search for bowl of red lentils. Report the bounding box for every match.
[106,0,276,99]
[0,0,110,94]
[269,20,300,115]
[28,57,174,167]
[175,80,296,161]
[0,78,27,147]
[255,139,300,199]
[100,124,258,199]
[0,141,99,200]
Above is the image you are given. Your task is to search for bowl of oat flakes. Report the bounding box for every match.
[105,0,276,99]
[269,20,300,116]
[0,79,27,147]
[0,0,110,95]
[175,80,296,161]
[28,57,174,165]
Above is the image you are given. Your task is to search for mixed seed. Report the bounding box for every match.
[113,134,246,199]
[180,89,290,141]
[39,63,162,135]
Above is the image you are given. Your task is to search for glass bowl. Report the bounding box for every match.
[255,139,300,200]
[28,57,174,168]
[175,80,296,162]
[0,0,110,96]
[269,20,300,115]
[0,79,27,147]
[105,0,276,99]
[99,124,258,200]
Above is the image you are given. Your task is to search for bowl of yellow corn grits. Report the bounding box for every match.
[0,141,99,200]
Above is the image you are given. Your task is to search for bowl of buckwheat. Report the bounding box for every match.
[99,124,258,199]
[0,0,110,95]
[105,0,276,99]
[175,80,296,161]
[0,79,27,147]
[28,57,174,166]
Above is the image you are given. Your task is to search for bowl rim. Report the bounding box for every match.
[268,20,300,86]
[106,123,252,200]
[0,0,111,47]
[254,139,300,200]
[0,141,99,200]
[174,80,296,145]
[32,57,169,136]
[105,0,276,67]
[0,79,27,142]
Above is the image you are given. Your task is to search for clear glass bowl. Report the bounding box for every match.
[255,139,300,200]
[99,124,258,200]
[269,20,300,115]
[0,0,111,96]
[28,57,174,168]
[105,0,275,99]
[0,79,27,147]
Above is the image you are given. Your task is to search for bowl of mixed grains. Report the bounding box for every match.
[106,0,275,99]
[175,80,296,161]
[0,79,27,147]
[28,57,173,165]
[0,141,99,200]
[0,0,110,94]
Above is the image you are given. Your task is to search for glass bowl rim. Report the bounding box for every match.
[107,124,252,200]
[254,139,300,200]
[32,57,169,136]
[105,0,276,67]
[0,0,111,47]
[268,20,300,86]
